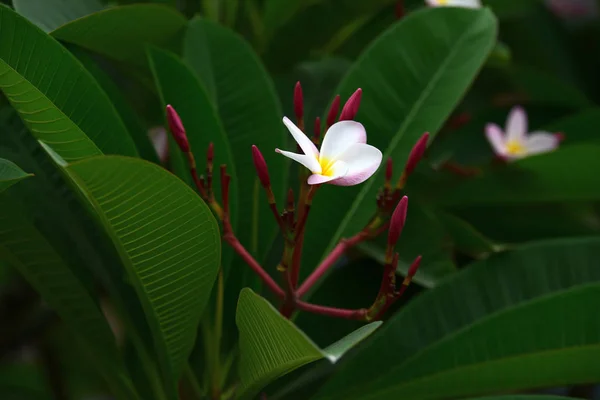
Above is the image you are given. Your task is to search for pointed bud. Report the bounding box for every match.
[385,158,393,184]
[294,81,303,122]
[166,105,189,152]
[339,88,362,121]
[251,145,270,188]
[326,95,341,128]
[395,1,405,19]
[207,143,214,166]
[313,117,321,143]
[387,196,408,248]
[407,255,422,278]
[404,132,429,176]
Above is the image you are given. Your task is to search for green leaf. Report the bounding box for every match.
[51,4,187,66]
[236,288,381,400]
[0,158,31,192]
[13,0,105,32]
[437,212,503,257]
[468,397,579,400]
[183,18,286,258]
[437,145,600,206]
[146,45,237,260]
[0,195,138,400]
[0,5,138,162]
[65,156,221,396]
[301,8,497,283]
[314,237,600,399]
[70,45,159,163]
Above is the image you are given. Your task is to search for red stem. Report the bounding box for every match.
[296,231,369,298]
[295,300,366,321]
[223,233,285,300]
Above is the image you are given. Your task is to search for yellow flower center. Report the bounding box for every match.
[437,0,450,4]
[318,157,336,177]
[505,140,526,156]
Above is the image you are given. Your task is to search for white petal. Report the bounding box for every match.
[330,143,382,186]
[426,0,480,7]
[275,149,321,173]
[319,121,366,162]
[307,161,349,185]
[524,132,559,155]
[506,106,527,142]
[282,117,319,159]
[485,123,507,156]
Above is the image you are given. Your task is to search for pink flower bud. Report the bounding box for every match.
[252,145,270,188]
[339,88,362,121]
[408,255,422,277]
[166,105,190,152]
[388,196,408,248]
[294,81,303,122]
[404,132,429,176]
[207,142,214,165]
[326,95,341,128]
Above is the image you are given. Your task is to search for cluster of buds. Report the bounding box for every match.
[164,81,428,322]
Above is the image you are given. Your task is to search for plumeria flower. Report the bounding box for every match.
[276,117,382,186]
[485,106,561,161]
[426,0,481,8]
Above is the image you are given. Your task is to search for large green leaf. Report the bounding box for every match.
[236,288,381,400]
[70,45,159,163]
[0,5,138,162]
[13,0,105,32]
[314,237,600,399]
[51,4,186,65]
[0,158,31,193]
[436,145,600,206]
[65,156,221,396]
[302,8,497,282]
[0,195,138,400]
[184,18,286,260]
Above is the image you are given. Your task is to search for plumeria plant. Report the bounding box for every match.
[1,1,600,400]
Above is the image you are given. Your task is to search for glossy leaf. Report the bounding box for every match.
[437,145,600,206]
[184,18,287,259]
[65,156,221,395]
[236,288,381,400]
[13,0,104,32]
[0,5,138,161]
[0,195,138,399]
[51,4,186,65]
[314,237,600,399]
[0,158,31,193]
[302,8,497,283]
[70,45,159,163]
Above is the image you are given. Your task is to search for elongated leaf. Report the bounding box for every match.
[0,5,138,161]
[0,158,31,192]
[65,156,221,395]
[301,8,497,282]
[0,195,138,400]
[13,0,105,32]
[51,5,186,65]
[71,45,159,163]
[184,17,286,259]
[236,288,381,400]
[437,145,600,206]
[314,237,600,399]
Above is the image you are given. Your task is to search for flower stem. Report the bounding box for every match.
[295,300,367,321]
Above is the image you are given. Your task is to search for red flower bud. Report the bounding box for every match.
[166,105,189,152]
[326,95,341,128]
[294,81,303,122]
[404,132,429,176]
[251,145,270,188]
[207,142,214,165]
[408,255,422,277]
[555,132,565,142]
[388,196,408,248]
[395,0,405,19]
[339,88,362,121]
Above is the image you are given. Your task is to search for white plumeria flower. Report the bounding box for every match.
[485,106,561,161]
[426,0,481,8]
[276,117,382,186]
